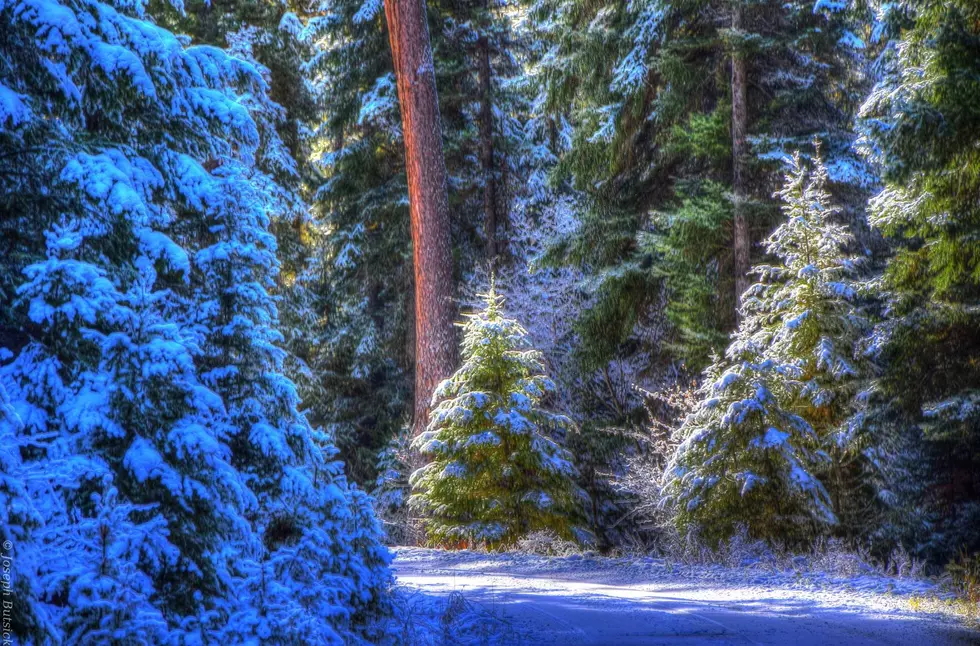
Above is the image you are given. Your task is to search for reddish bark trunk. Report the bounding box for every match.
[384,0,457,432]
[731,3,750,322]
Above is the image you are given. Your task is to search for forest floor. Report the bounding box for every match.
[388,547,980,645]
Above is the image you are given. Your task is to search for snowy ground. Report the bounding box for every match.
[389,547,979,645]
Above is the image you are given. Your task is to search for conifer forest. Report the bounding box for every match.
[1,0,980,643]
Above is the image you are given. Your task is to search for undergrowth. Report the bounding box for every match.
[370,587,522,645]
[510,526,978,628]
[942,550,980,625]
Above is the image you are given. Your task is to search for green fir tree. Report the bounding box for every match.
[666,152,872,545]
[410,283,584,548]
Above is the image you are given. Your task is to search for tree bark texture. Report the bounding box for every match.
[384,0,457,432]
[731,2,750,322]
[477,31,499,266]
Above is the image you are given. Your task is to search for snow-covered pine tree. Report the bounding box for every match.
[857,0,980,560]
[184,142,390,642]
[666,152,871,545]
[79,255,257,618]
[5,214,225,640]
[158,0,327,392]
[410,283,583,548]
[764,151,878,537]
[0,0,389,638]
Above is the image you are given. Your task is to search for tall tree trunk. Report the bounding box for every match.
[477,29,498,266]
[384,0,456,432]
[731,1,750,322]
[333,125,344,158]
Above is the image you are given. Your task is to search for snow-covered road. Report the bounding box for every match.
[392,548,979,645]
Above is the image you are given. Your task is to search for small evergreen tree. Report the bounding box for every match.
[410,284,583,548]
[666,152,872,545]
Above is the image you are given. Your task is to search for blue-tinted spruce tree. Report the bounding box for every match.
[0,0,389,639]
[183,144,390,641]
[0,377,49,640]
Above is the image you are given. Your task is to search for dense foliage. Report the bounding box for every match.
[2,0,980,639]
[534,0,871,381]
[0,0,388,640]
[856,0,980,561]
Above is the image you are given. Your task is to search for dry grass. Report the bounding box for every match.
[943,550,980,626]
